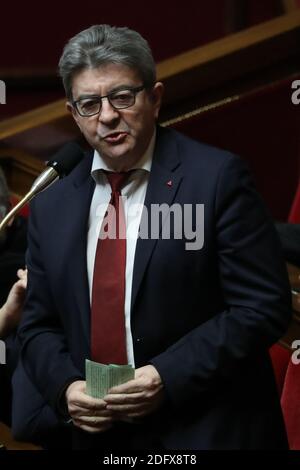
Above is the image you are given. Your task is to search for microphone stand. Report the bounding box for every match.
[0,167,58,233]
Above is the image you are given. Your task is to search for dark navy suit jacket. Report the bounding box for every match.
[18,126,291,449]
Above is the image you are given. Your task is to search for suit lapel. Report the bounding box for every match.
[131,127,183,311]
[62,129,183,343]
[65,152,95,346]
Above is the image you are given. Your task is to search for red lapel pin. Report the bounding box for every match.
[166,180,172,187]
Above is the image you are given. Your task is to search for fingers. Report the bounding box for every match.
[68,401,115,434]
[77,411,113,421]
[67,366,165,431]
[68,400,110,418]
[107,402,149,414]
[69,402,115,433]
[69,394,108,410]
[17,268,27,280]
[66,381,107,410]
[104,388,163,419]
[66,380,116,434]
[72,416,114,434]
[14,278,27,291]
[102,366,165,420]
[67,395,110,425]
[105,395,155,416]
[72,423,113,434]
[107,365,163,395]
[104,392,144,404]
[105,382,163,406]
[108,402,156,420]
[73,414,114,426]
[107,379,153,396]
[107,379,143,394]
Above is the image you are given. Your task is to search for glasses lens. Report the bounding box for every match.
[109,90,135,109]
[77,98,100,116]
[75,87,143,116]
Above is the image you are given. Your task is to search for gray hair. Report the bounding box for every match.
[58,25,157,101]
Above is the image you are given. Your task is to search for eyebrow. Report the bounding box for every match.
[75,85,138,102]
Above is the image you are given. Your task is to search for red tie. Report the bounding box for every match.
[91,171,131,364]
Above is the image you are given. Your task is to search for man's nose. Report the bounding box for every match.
[98,97,119,124]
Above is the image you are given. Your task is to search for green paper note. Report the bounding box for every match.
[85,359,135,398]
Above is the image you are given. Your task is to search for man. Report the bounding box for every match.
[19,24,291,450]
[0,167,27,426]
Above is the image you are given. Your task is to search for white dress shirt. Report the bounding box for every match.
[87,131,155,366]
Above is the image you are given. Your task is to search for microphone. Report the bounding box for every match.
[0,142,84,232]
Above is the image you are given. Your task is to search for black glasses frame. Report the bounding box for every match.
[72,85,145,117]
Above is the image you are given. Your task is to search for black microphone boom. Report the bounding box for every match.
[0,142,84,232]
[47,142,84,177]
[30,142,84,194]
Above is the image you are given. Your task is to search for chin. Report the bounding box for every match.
[106,144,134,160]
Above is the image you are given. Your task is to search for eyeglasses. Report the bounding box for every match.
[72,85,145,117]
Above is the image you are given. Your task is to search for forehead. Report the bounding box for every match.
[71,63,141,97]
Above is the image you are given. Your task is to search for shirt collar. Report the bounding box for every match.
[91,128,156,182]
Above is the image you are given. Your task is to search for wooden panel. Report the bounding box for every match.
[0,101,67,141]
[282,0,299,12]
[158,10,300,117]
[0,11,300,141]
[0,149,45,196]
[0,12,299,198]
[164,75,300,221]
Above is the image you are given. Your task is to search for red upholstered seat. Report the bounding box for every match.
[269,180,300,449]
[269,344,291,396]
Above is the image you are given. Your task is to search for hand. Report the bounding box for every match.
[104,365,164,421]
[65,380,115,433]
[0,268,27,338]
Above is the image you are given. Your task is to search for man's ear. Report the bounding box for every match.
[151,82,164,119]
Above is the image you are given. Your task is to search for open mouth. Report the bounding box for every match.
[103,131,128,143]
